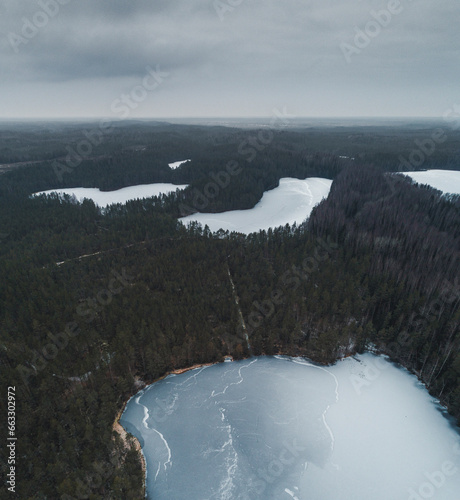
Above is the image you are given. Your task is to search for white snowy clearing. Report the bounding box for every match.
[180,177,332,234]
[34,183,188,208]
[168,159,191,169]
[400,169,460,195]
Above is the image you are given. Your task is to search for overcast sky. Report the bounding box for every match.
[0,0,458,119]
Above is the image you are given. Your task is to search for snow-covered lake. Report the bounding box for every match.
[400,169,460,195]
[120,354,460,500]
[34,183,188,208]
[168,159,191,169]
[180,177,332,234]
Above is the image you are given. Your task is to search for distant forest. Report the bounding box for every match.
[0,122,459,499]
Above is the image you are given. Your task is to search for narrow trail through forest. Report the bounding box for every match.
[227,265,251,353]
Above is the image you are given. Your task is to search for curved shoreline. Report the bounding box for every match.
[112,358,233,497]
[113,406,147,497]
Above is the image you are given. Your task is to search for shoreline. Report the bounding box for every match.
[112,406,147,497]
[112,357,233,496]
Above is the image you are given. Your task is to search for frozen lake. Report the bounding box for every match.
[180,177,332,234]
[34,183,188,208]
[400,169,460,195]
[120,354,460,500]
[169,159,191,169]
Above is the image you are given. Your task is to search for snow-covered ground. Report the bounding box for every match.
[34,183,188,208]
[400,169,460,195]
[180,177,332,234]
[168,159,191,169]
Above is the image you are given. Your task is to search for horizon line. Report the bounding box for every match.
[0,116,447,122]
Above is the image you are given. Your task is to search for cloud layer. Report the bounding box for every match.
[0,0,458,118]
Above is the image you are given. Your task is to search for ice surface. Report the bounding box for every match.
[34,183,188,208]
[400,169,460,195]
[120,354,460,500]
[180,177,332,234]
[168,159,191,169]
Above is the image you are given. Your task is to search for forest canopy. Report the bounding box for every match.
[0,121,459,499]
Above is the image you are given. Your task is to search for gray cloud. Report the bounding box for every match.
[0,0,458,117]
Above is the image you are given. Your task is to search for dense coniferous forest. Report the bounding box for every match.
[0,121,459,498]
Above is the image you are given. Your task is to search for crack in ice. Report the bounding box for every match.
[289,358,339,454]
[285,488,300,500]
[151,428,172,476]
[168,366,210,388]
[208,408,239,500]
[211,358,258,398]
[135,390,172,481]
